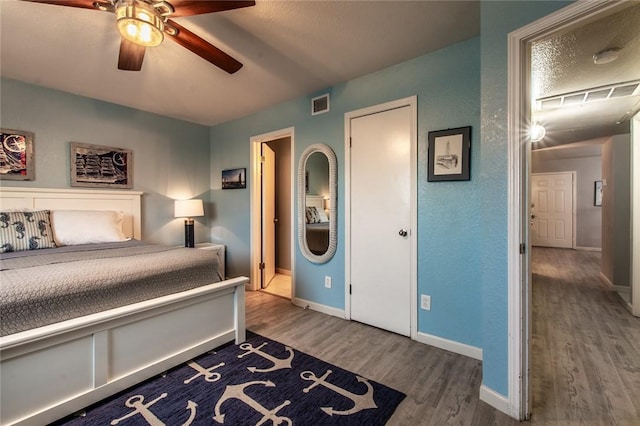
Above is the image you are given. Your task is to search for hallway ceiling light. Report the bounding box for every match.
[593,47,620,65]
[530,123,546,142]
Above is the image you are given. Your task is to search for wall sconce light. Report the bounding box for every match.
[174,199,204,248]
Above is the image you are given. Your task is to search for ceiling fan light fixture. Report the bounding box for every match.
[116,0,164,47]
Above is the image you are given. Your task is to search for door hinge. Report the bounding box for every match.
[260,155,265,163]
[349,137,352,148]
[349,284,352,295]
[259,262,265,270]
[519,243,526,254]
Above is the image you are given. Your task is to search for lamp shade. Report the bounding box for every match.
[174,199,204,218]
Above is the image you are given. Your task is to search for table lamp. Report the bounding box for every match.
[174,199,204,248]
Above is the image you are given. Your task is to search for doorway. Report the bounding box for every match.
[507,1,640,419]
[345,96,417,338]
[250,128,295,298]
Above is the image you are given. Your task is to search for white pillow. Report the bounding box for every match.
[51,210,127,246]
[317,208,329,223]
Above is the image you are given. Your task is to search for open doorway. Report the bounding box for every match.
[507,1,640,421]
[249,128,295,299]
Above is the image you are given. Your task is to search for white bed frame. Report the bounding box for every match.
[0,187,248,426]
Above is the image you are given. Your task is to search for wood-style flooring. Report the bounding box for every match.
[530,247,640,425]
[248,247,640,424]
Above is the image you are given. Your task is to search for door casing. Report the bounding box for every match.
[250,128,295,293]
[344,96,418,340]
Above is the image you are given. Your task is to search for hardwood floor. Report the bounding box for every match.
[247,291,517,425]
[247,247,640,424]
[531,247,640,425]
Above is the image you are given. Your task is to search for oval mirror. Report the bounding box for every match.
[297,143,337,263]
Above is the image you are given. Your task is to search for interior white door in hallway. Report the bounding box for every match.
[349,105,413,336]
[261,143,276,288]
[531,172,574,248]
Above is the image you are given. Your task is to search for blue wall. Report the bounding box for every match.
[211,37,483,347]
[479,0,572,396]
[0,78,211,246]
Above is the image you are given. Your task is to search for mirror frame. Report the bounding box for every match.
[297,143,337,263]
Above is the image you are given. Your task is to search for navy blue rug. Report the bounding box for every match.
[53,332,405,425]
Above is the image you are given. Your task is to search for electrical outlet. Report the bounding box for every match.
[421,294,431,310]
[324,276,332,288]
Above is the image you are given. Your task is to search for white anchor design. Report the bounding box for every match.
[237,342,295,373]
[213,380,292,425]
[300,369,378,416]
[184,361,226,384]
[110,393,198,426]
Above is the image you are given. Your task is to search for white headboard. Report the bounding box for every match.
[0,187,143,240]
[306,195,325,211]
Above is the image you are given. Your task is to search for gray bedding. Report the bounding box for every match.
[0,241,222,336]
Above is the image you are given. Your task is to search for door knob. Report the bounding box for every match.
[531,214,536,219]
[398,229,408,237]
[273,218,279,223]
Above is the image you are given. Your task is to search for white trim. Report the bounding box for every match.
[416,332,482,361]
[292,297,345,319]
[507,0,625,420]
[344,96,418,339]
[479,385,510,416]
[249,128,295,293]
[275,268,291,276]
[632,111,640,316]
[599,272,614,287]
[575,246,601,252]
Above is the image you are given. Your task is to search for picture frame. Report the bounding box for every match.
[427,126,471,182]
[70,142,132,188]
[594,180,603,206]
[0,128,35,181]
[222,167,246,189]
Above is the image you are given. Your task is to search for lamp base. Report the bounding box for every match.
[184,218,195,248]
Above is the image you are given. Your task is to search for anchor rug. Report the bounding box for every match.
[53,332,405,425]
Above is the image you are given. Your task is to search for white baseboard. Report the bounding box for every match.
[479,384,510,416]
[416,332,483,361]
[276,268,291,276]
[575,246,601,252]
[599,272,614,287]
[292,297,345,319]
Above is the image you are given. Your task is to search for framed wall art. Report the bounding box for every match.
[427,126,471,182]
[222,167,246,189]
[0,128,34,181]
[594,180,603,206]
[70,142,132,188]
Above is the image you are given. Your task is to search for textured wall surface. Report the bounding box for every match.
[0,78,211,246]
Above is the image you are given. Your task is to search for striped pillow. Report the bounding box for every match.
[0,210,57,253]
[305,206,321,224]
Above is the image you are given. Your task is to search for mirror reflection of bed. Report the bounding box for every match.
[305,195,330,255]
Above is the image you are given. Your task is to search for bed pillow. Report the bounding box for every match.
[316,208,329,223]
[51,210,127,246]
[0,210,57,252]
[305,206,321,224]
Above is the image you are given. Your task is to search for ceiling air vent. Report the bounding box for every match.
[536,80,640,110]
[311,94,330,116]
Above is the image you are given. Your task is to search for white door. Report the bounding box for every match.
[350,105,412,336]
[262,144,276,288]
[531,172,573,248]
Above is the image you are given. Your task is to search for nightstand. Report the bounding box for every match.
[195,243,225,280]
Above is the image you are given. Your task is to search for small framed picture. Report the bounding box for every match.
[222,167,246,189]
[594,180,603,206]
[70,142,132,188]
[0,128,34,181]
[427,126,471,182]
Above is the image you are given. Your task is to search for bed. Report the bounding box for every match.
[0,187,248,426]
[305,195,329,255]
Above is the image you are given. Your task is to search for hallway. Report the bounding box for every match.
[531,247,640,424]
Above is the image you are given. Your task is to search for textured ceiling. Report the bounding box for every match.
[531,2,640,150]
[0,0,480,126]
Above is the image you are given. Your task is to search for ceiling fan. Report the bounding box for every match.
[22,0,255,73]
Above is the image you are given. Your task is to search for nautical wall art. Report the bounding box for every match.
[70,142,132,188]
[0,128,34,181]
[427,126,471,182]
[222,167,246,189]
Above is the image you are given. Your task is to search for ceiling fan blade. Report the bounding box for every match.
[170,1,255,17]
[118,39,146,71]
[166,20,242,74]
[20,0,111,11]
